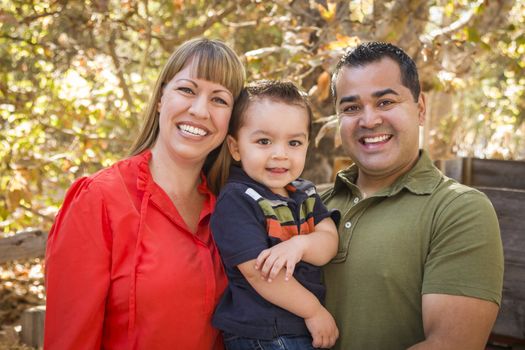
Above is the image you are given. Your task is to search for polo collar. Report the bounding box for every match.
[334,150,442,197]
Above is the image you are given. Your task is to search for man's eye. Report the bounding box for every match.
[257,139,271,145]
[378,100,394,107]
[289,140,302,147]
[342,105,360,113]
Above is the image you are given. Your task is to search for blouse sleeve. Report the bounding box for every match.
[44,177,112,350]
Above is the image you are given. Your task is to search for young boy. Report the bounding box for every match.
[209,80,340,349]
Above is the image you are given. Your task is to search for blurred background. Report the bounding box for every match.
[1,0,524,348]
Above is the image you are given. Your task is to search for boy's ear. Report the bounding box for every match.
[226,135,241,162]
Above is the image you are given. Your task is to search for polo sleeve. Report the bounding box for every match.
[422,190,504,305]
[211,188,270,268]
[45,177,112,350]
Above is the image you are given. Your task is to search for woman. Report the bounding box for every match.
[44,38,245,350]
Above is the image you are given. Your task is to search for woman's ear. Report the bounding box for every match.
[226,135,241,162]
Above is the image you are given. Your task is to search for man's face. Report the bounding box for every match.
[335,57,426,184]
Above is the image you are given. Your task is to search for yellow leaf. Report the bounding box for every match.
[317,1,337,22]
[323,35,361,51]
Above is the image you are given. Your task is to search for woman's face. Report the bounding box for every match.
[153,59,234,166]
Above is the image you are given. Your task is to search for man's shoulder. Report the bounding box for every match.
[433,175,489,203]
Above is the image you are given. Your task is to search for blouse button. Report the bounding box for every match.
[353,197,359,204]
[344,221,352,229]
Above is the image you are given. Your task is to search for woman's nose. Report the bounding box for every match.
[188,96,210,119]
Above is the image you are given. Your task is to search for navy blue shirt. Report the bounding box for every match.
[211,166,339,340]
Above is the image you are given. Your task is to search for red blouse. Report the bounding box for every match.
[45,150,227,349]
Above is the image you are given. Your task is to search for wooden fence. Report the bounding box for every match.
[1,157,524,348]
[436,157,525,346]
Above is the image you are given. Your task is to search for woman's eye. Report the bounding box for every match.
[178,87,194,94]
[212,97,228,105]
[289,140,302,147]
[257,139,271,145]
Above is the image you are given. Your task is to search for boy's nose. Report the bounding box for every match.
[271,145,288,160]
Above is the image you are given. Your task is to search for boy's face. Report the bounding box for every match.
[227,98,309,197]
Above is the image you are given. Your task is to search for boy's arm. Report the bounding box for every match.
[238,259,338,348]
[256,217,338,281]
[299,217,339,265]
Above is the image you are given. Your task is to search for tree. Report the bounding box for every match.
[1,0,524,235]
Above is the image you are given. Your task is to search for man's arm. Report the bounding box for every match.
[408,294,499,350]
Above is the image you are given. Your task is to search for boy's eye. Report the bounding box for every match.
[256,138,271,145]
[289,140,302,147]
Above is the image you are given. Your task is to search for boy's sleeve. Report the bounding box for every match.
[311,190,341,227]
[211,188,270,268]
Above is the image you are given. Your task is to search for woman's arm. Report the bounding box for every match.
[44,179,112,350]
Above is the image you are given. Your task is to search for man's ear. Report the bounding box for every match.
[417,92,426,126]
[226,135,241,161]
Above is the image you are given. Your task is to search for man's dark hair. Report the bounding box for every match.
[331,41,421,103]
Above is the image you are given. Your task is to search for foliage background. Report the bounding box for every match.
[1,0,524,236]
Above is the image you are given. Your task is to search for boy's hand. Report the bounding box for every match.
[255,236,306,282]
[305,305,339,349]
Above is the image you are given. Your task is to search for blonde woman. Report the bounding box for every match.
[44,38,245,350]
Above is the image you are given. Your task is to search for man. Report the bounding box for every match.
[322,42,504,349]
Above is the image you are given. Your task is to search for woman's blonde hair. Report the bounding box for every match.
[129,38,245,157]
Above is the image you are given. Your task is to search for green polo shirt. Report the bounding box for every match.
[321,150,504,350]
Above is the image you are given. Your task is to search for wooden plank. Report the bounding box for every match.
[435,158,464,183]
[477,187,525,340]
[436,158,525,190]
[471,158,525,190]
[20,305,45,349]
[0,230,47,263]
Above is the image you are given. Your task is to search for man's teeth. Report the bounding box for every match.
[179,124,207,136]
[363,135,390,144]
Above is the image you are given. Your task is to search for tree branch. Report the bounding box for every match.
[107,28,134,112]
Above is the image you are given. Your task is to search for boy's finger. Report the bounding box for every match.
[260,255,276,278]
[311,334,322,348]
[268,259,284,281]
[285,262,295,281]
[255,249,270,269]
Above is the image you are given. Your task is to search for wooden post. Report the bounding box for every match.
[20,305,46,349]
[0,230,47,264]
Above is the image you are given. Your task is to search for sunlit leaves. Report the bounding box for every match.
[1,0,524,236]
